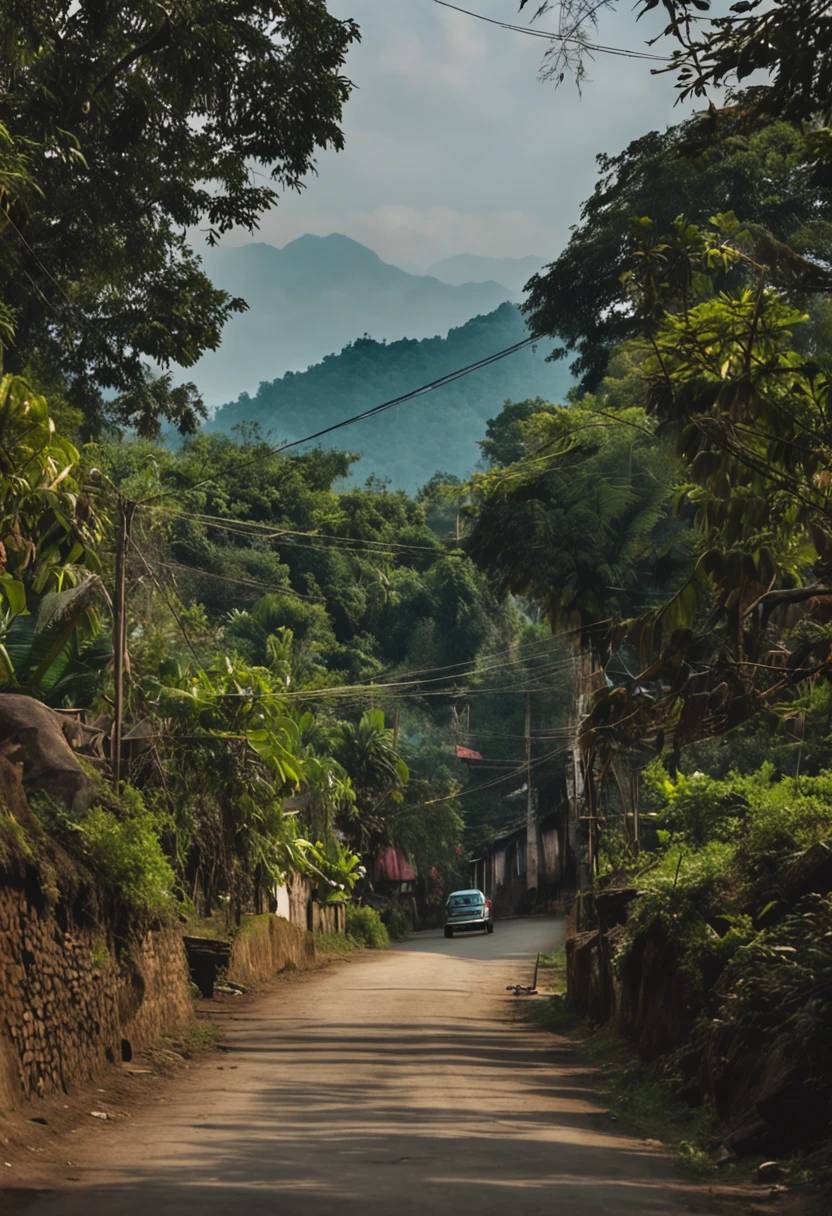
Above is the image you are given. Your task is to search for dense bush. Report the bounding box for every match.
[620,765,832,983]
[607,762,832,1141]
[346,904,389,949]
[382,905,412,941]
[77,792,177,921]
[30,783,177,922]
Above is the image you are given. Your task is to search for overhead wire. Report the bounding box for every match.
[139,334,540,503]
[406,744,571,810]
[171,509,445,555]
[167,513,448,561]
[431,1,672,62]
[157,559,326,603]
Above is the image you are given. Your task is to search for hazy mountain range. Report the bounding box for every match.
[427,254,546,296]
[206,303,571,491]
[190,234,521,409]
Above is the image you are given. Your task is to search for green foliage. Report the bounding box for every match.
[296,839,363,903]
[523,114,830,389]
[0,1,359,435]
[0,809,32,869]
[0,591,112,705]
[208,305,572,490]
[334,709,409,856]
[531,4,832,137]
[618,764,832,1000]
[345,904,390,950]
[0,375,103,603]
[313,931,360,958]
[31,784,177,922]
[468,396,678,647]
[382,905,412,941]
[90,940,111,970]
[77,798,177,921]
[148,656,306,920]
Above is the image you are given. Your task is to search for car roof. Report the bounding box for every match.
[447,889,484,897]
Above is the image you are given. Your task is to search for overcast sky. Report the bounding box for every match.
[228,1,719,271]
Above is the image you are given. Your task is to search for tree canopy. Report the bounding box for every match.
[525,2,832,124]
[523,115,832,391]
[0,1,359,435]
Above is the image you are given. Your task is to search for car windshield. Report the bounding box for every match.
[447,893,482,907]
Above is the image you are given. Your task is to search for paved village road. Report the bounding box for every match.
[13,917,723,1216]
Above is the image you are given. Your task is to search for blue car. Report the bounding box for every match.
[444,888,494,937]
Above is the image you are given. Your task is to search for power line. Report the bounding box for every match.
[431,1,671,62]
[142,334,539,502]
[158,560,326,602]
[406,744,570,809]
[169,509,446,557]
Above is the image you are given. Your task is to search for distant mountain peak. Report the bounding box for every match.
[183,237,520,410]
[282,231,385,261]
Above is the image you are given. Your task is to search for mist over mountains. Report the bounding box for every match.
[427,254,546,296]
[190,234,518,409]
[206,302,571,491]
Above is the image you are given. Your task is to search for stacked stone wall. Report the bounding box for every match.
[0,873,192,1112]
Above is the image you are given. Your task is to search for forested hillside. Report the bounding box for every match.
[207,303,573,489]
[186,234,516,408]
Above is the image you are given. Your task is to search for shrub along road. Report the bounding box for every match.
[8,917,740,1215]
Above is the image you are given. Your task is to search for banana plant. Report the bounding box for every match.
[0,576,111,705]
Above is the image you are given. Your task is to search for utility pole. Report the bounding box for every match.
[632,768,640,858]
[525,691,539,900]
[111,498,135,791]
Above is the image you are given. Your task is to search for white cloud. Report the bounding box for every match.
[199,1,712,270]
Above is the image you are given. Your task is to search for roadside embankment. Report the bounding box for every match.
[0,752,193,1113]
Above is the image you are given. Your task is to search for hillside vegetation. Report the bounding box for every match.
[207,303,573,490]
[187,234,517,408]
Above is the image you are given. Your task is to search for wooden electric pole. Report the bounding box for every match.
[525,691,539,899]
[111,498,135,791]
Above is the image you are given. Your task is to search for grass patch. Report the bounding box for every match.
[314,931,359,957]
[184,911,273,940]
[593,1049,714,1173]
[184,1020,225,1051]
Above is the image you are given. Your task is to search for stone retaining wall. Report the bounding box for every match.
[0,870,193,1112]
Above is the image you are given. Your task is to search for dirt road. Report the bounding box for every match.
[9,917,725,1215]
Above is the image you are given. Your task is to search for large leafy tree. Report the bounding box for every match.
[545,213,832,803]
[0,1,359,435]
[524,2,832,124]
[523,116,832,391]
[468,398,677,648]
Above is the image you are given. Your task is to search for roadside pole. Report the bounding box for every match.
[525,691,539,899]
[111,497,135,791]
